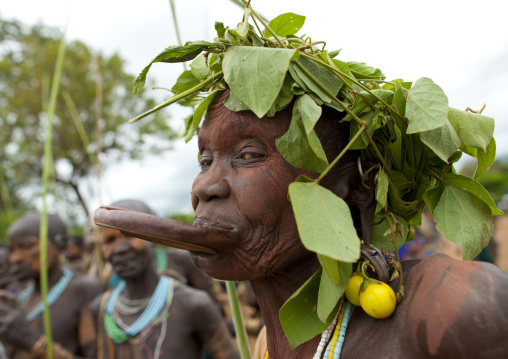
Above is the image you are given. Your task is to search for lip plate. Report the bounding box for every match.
[94,206,237,254]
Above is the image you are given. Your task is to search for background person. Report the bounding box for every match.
[0,212,103,359]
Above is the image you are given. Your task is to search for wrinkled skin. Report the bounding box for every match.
[190,99,508,359]
[191,105,315,281]
[90,227,240,359]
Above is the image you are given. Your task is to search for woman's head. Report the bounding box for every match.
[190,93,375,280]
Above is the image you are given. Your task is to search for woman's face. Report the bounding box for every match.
[191,105,314,281]
[8,236,60,280]
[99,227,153,279]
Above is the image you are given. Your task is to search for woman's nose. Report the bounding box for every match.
[192,166,231,207]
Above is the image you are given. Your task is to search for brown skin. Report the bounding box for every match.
[164,248,223,312]
[0,235,103,358]
[190,101,508,358]
[90,227,240,359]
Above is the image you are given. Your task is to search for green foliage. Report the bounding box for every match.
[0,16,176,219]
[279,269,330,348]
[129,4,501,348]
[289,177,361,263]
[223,46,296,118]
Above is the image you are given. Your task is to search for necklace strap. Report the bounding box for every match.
[105,276,174,342]
[26,267,74,322]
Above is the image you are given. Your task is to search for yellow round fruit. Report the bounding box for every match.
[345,275,364,306]
[359,281,396,319]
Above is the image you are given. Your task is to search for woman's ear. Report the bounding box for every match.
[322,161,377,246]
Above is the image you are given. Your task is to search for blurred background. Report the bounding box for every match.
[1,0,508,268]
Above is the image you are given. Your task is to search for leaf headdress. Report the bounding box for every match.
[130,2,501,348]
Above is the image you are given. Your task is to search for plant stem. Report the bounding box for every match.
[168,0,187,71]
[63,92,100,171]
[41,28,67,359]
[293,61,367,127]
[293,59,398,185]
[317,125,367,182]
[299,52,404,120]
[130,71,223,123]
[247,6,287,48]
[225,281,251,359]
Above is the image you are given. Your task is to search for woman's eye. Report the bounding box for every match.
[200,158,212,170]
[105,236,116,244]
[239,152,265,161]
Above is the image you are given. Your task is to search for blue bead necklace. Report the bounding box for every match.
[18,267,74,322]
[105,276,171,337]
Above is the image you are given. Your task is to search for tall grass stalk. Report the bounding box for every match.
[168,0,187,71]
[62,91,107,283]
[40,29,67,358]
[225,281,252,359]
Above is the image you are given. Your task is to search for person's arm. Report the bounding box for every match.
[191,290,241,359]
[0,300,77,359]
[406,254,508,358]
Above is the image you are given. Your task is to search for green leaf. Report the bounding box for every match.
[266,73,294,117]
[182,114,196,142]
[288,181,361,262]
[358,89,394,104]
[375,169,390,214]
[224,91,250,112]
[234,8,251,38]
[476,138,496,179]
[433,185,493,260]
[388,124,403,170]
[447,107,494,152]
[280,268,329,349]
[171,70,200,94]
[317,260,351,322]
[423,185,444,216]
[192,90,221,128]
[371,214,408,251]
[327,60,351,87]
[318,254,339,284]
[209,53,223,72]
[276,95,328,173]
[133,41,216,94]
[405,77,448,134]
[215,22,227,38]
[223,46,296,118]
[387,173,419,218]
[347,61,385,80]
[460,143,477,158]
[267,12,306,37]
[328,49,342,58]
[392,83,407,117]
[190,55,209,80]
[291,57,343,103]
[419,119,461,162]
[443,173,503,215]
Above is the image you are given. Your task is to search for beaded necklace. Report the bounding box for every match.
[264,300,355,359]
[104,276,174,344]
[17,267,74,322]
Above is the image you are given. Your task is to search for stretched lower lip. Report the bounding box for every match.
[193,217,234,231]
[94,206,239,254]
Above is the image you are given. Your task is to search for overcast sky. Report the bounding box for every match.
[3,0,508,218]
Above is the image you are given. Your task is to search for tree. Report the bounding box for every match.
[0,16,176,235]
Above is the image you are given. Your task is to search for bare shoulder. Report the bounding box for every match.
[67,273,104,303]
[172,280,216,310]
[401,253,508,358]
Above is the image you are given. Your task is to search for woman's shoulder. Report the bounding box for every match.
[400,253,508,357]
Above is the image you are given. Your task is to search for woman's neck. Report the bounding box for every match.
[34,265,62,293]
[250,253,321,359]
[123,265,160,300]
